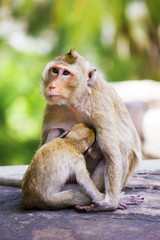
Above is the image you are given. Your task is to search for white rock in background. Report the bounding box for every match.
[0,165,28,187]
[112,80,160,102]
[143,108,160,158]
[112,80,160,158]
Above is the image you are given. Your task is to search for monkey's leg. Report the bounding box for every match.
[42,155,95,209]
[47,155,103,210]
[91,159,105,191]
[45,189,91,210]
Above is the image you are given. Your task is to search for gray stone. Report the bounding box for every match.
[0,182,160,240]
[0,165,28,187]
[0,160,160,239]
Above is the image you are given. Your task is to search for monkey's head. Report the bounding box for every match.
[65,123,95,154]
[42,49,97,105]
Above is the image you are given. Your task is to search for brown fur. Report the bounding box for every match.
[22,123,104,210]
[54,49,78,64]
[39,50,142,211]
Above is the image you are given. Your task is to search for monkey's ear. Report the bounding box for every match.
[87,68,97,86]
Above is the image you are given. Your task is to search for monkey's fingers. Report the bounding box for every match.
[75,204,95,212]
[75,204,104,212]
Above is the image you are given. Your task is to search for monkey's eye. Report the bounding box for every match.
[63,70,70,76]
[51,68,59,75]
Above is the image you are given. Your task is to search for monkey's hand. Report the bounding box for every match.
[75,200,118,212]
[119,192,144,206]
[75,193,144,212]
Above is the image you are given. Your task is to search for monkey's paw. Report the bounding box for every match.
[75,200,117,212]
[119,192,144,206]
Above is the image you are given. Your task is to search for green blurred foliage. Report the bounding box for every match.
[0,0,160,165]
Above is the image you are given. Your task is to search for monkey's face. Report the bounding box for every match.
[42,49,96,105]
[42,63,78,105]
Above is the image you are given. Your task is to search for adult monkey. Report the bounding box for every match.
[41,49,143,211]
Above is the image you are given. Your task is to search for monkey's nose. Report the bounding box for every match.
[49,86,55,90]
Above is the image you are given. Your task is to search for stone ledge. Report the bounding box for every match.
[0,160,160,240]
[0,165,28,187]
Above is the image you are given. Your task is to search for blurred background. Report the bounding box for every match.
[0,0,160,165]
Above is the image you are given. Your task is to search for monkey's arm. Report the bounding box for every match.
[98,131,123,209]
[91,113,123,210]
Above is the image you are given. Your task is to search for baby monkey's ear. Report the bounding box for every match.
[87,68,97,86]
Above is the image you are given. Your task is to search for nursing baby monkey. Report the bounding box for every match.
[28,49,143,211]
[22,123,104,210]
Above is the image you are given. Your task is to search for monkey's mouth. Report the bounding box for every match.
[47,94,63,99]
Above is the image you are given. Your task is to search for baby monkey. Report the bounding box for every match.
[22,123,103,210]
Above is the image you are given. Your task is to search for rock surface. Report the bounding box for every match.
[0,160,160,240]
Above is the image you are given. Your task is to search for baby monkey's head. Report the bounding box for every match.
[64,123,95,154]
